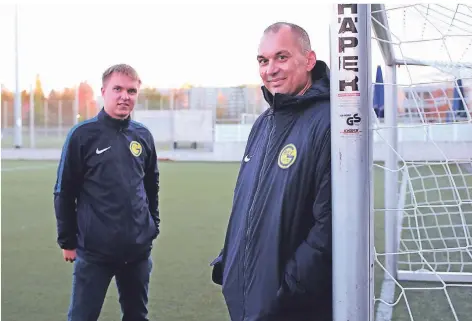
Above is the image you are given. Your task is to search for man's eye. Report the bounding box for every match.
[278,55,287,60]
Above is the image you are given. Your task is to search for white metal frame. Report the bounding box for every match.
[331,3,472,320]
[370,3,472,284]
[330,4,374,321]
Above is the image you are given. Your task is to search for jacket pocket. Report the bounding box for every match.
[82,204,102,251]
[77,202,92,250]
[81,204,122,257]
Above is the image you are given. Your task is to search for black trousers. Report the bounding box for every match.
[67,254,153,321]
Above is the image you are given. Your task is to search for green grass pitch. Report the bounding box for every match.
[2,160,471,321]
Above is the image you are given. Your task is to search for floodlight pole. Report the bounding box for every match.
[14,4,22,148]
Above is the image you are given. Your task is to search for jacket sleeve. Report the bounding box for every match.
[144,135,160,237]
[53,130,82,250]
[283,127,332,297]
[210,249,223,285]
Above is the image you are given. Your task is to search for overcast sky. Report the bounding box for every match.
[0,1,469,95]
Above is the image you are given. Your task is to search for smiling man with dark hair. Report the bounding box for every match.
[211,22,333,321]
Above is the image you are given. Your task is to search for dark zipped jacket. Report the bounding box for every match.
[54,108,160,263]
[211,61,333,321]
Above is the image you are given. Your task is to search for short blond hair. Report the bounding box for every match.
[102,63,142,86]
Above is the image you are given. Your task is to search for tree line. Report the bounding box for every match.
[1,75,266,127]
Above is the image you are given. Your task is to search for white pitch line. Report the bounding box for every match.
[375,278,396,321]
[1,164,57,172]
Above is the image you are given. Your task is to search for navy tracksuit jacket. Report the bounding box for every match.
[53,108,160,264]
[211,61,333,321]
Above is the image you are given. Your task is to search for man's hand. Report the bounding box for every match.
[62,249,76,262]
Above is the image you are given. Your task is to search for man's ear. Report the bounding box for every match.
[101,87,105,96]
[307,50,317,72]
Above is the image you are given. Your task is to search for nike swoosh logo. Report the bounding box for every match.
[244,155,251,162]
[96,146,111,154]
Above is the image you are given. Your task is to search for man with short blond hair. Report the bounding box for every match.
[54,63,160,321]
[101,63,142,86]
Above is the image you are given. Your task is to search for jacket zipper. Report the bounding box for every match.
[241,96,276,318]
[118,126,130,264]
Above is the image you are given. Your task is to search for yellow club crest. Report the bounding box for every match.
[129,141,142,157]
[278,143,297,169]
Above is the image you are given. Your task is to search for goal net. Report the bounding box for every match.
[331,4,472,321]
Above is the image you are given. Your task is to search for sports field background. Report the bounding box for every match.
[2,160,472,321]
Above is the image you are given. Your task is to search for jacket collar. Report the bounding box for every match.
[97,108,131,129]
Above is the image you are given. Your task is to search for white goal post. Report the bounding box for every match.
[330,5,374,321]
[331,3,472,321]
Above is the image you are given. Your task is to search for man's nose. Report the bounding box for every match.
[121,91,130,100]
[266,60,279,76]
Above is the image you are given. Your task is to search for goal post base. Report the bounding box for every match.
[397,270,472,283]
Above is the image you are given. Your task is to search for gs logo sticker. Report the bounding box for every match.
[129,141,142,157]
[278,143,297,169]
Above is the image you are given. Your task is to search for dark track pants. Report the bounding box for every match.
[67,255,152,321]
